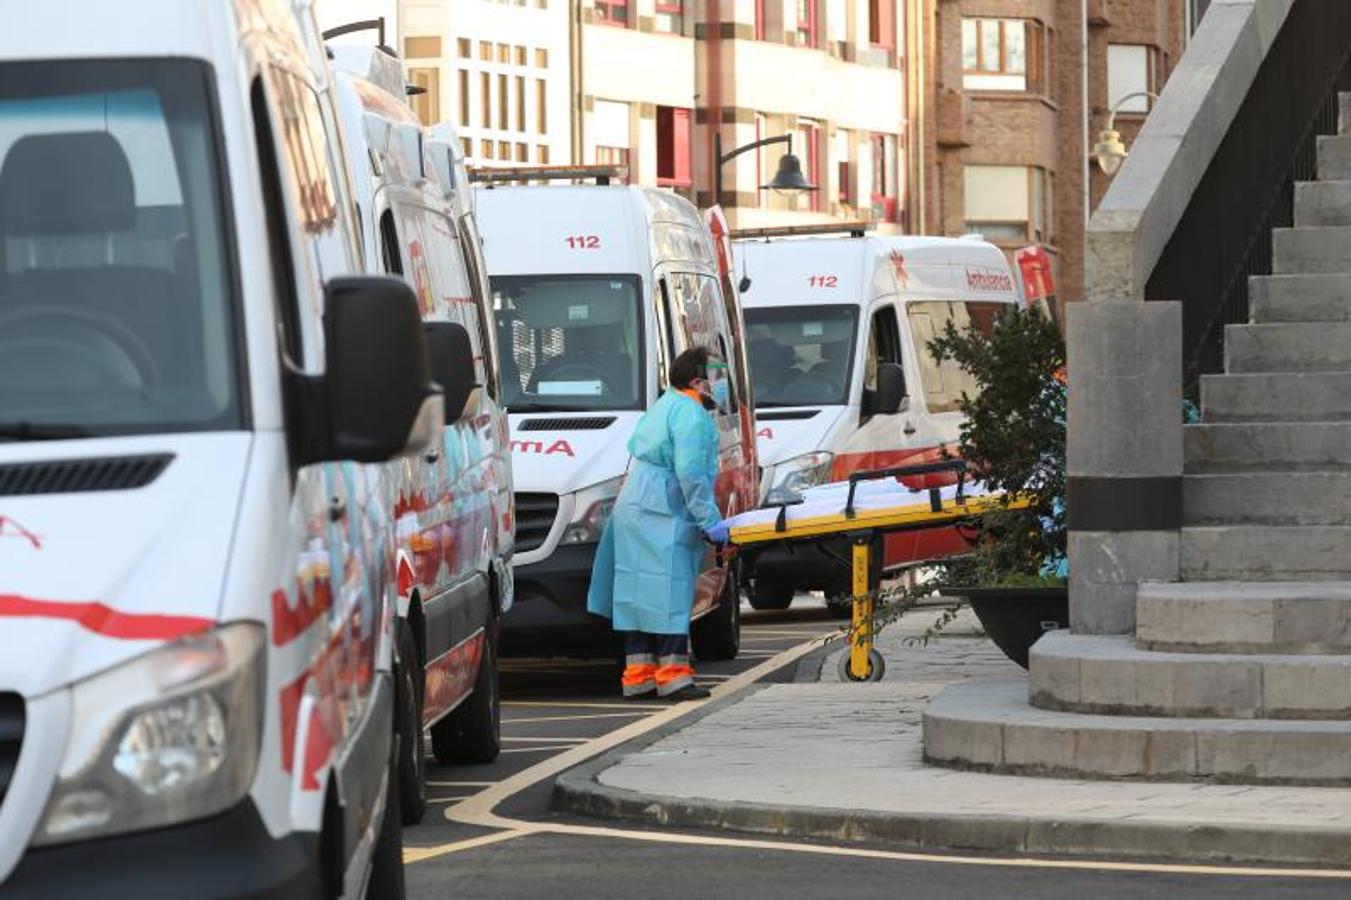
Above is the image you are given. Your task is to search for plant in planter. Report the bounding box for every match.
[849,305,1068,668]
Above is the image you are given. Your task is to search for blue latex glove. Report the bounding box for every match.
[704,520,731,545]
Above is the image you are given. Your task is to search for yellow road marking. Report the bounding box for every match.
[501,744,580,754]
[505,701,665,710]
[404,829,528,863]
[503,711,655,724]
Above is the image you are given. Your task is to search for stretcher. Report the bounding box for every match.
[725,460,1034,681]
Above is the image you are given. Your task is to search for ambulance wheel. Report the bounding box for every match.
[431,630,501,765]
[394,626,427,825]
[749,579,794,611]
[838,648,886,683]
[692,565,741,661]
[365,740,406,899]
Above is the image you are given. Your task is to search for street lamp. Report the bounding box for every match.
[712,133,816,207]
[1093,91,1159,176]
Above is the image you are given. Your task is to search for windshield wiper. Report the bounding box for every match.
[0,422,94,442]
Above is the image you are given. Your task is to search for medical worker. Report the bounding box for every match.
[587,346,731,701]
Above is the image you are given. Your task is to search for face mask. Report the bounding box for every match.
[711,378,731,410]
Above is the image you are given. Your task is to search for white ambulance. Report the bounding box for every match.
[0,2,460,895]
[474,171,757,661]
[328,45,513,822]
[734,227,1019,613]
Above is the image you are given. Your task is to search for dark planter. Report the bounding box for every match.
[937,586,1069,669]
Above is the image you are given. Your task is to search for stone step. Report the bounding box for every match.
[1200,371,1351,422]
[1182,525,1351,581]
[1184,471,1351,526]
[1249,274,1351,323]
[923,679,1351,784]
[1223,322,1351,372]
[1316,135,1351,181]
[1136,581,1351,654]
[1185,422,1351,472]
[1273,226,1351,275]
[1029,633,1351,719]
[1294,180,1351,227]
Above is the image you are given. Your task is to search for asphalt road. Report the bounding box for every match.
[401,597,1351,900]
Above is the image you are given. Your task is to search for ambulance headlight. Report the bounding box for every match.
[561,475,626,545]
[34,623,264,846]
[765,452,835,505]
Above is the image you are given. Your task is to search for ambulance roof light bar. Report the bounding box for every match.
[729,220,875,241]
[468,164,628,186]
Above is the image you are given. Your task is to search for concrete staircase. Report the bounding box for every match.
[923,104,1351,785]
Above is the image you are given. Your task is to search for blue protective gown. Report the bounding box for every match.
[587,389,721,634]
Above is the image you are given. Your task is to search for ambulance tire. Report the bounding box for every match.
[692,564,741,661]
[365,741,407,899]
[394,627,427,825]
[431,630,501,765]
[749,579,794,611]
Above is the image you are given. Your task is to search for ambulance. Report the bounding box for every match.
[0,1,465,894]
[734,226,1020,614]
[474,170,757,661]
[329,42,513,824]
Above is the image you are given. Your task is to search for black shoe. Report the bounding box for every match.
[662,683,712,701]
[624,688,657,701]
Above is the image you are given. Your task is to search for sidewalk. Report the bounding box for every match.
[553,606,1351,867]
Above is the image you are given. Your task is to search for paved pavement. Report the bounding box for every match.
[557,606,1351,869]
[402,598,1351,897]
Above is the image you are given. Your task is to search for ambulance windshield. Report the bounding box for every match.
[491,274,645,412]
[0,60,242,439]
[745,306,858,407]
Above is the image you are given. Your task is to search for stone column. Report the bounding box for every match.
[1065,300,1183,634]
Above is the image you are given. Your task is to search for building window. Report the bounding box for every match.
[593,99,630,168]
[596,0,628,26]
[515,46,528,66]
[497,43,511,63]
[870,133,898,222]
[868,0,894,49]
[515,77,527,131]
[479,41,493,62]
[656,106,692,187]
[655,0,684,34]
[481,139,493,159]
[796,0,817,48]
[516,142,529,162]
[596,146,630,166]
[498,140,511,160]
[405,36,441,59]
[480,73,491,128]
[755,0,765,41]
[835,128,852,205]
[408,68,440,125]
[460,137,471,157]
[457,38,471,58]
[538,144,550,163]
[962,18,1039,92]
[536,79,548,133]
[457,69,470,127]
[964,165,1050,243]
[1108,44,1158,113]
[536,48,549,68]
[797,120,821,211]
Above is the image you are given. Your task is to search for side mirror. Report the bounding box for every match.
[863,362,906,417]
[317,276,443,463]
[424,321,479,422]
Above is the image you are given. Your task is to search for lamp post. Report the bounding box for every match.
[712,132,816,208]
[1093,91,1160,176]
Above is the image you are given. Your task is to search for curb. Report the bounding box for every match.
[552,699,1351,869]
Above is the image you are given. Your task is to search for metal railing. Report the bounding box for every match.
[1144,1,1351,397]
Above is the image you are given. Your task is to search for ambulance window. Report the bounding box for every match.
[251,78,303,367]
[457,215,499,398]
[868,305,903,374]
[379,210,403,276]
[907,300,1003,413]
[744,306,858,408]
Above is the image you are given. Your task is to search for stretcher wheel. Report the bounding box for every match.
[838,648,886,683]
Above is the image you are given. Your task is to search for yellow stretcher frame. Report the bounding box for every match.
[728,460,1034,681]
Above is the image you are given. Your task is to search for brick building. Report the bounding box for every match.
[916,0,1188,301]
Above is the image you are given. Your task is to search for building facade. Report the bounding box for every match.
[916,0,1187,302]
